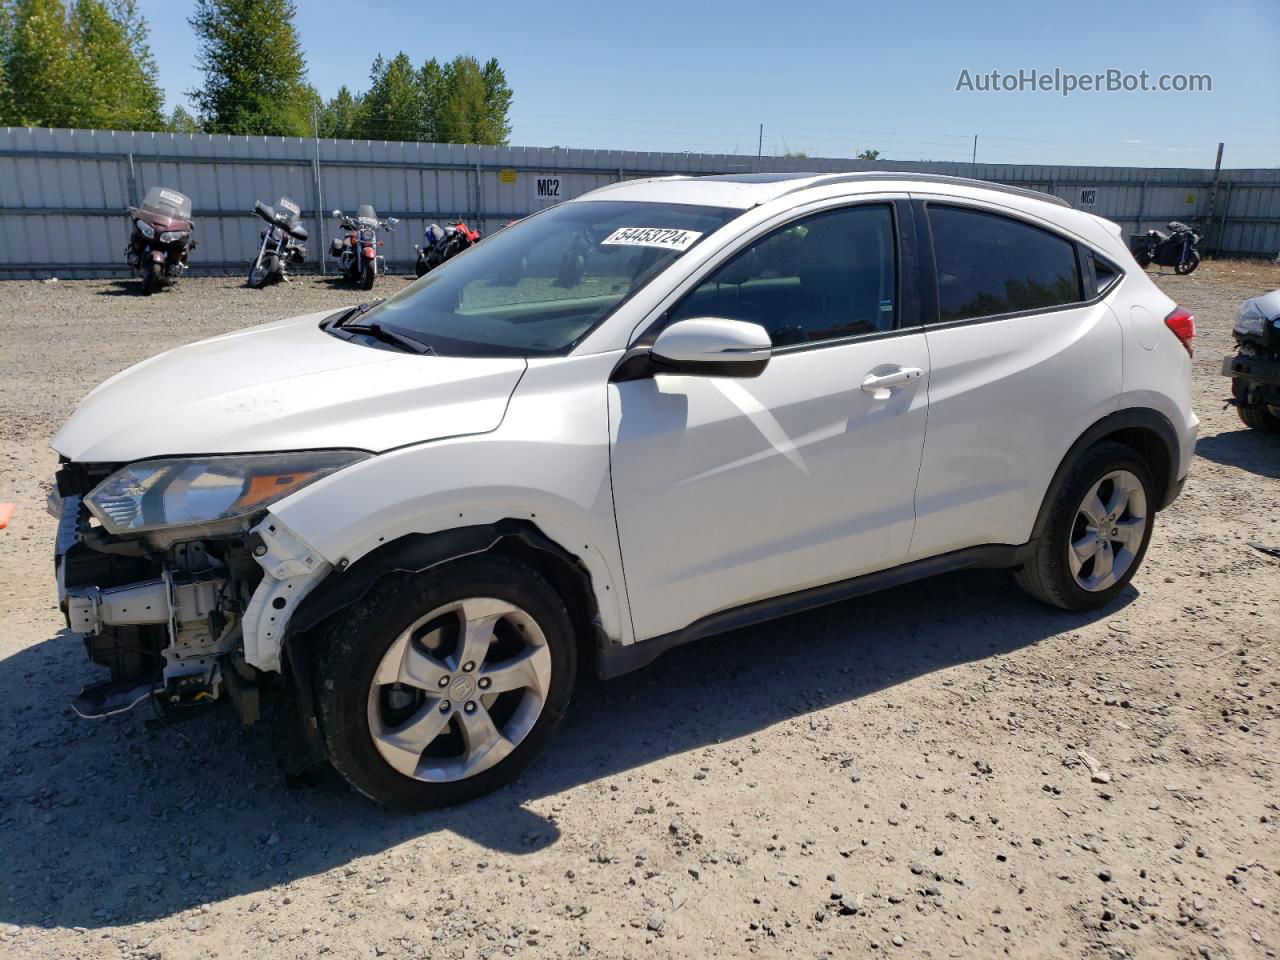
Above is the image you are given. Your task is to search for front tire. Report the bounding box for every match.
[1238,403,1280,432]
[361,259,377,291]
[247,254,275,289]
[141,260,163,295]
[1015,442,1156,611]
[1174,250,1201,275]
[314,555,576,809]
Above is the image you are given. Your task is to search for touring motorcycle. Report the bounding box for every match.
[126,187,195,294]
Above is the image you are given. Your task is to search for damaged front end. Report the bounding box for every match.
[52,453,361,723]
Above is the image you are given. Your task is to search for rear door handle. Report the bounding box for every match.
[861,366,924,399]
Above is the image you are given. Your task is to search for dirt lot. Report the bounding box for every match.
[1,263,1278,960]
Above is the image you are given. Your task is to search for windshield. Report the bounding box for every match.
[355,200,740,356]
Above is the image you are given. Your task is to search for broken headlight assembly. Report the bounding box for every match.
[84,450,369,534]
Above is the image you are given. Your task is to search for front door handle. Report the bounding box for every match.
[861,366,924,399]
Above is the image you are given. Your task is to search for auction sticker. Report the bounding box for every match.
[601,227,703,251]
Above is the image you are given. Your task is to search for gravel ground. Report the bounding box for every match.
[0,264,1278,960]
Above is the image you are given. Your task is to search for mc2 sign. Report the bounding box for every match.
[535,176,562,201]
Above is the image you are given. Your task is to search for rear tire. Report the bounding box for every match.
[313,555,576,809]
[141,260,163,295]
[1015,441,1156,611]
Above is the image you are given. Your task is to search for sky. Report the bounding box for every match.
[138,0,1280,169]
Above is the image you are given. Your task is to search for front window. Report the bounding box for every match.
[357,200,740,356]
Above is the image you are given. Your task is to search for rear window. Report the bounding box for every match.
[927,205,1082,323]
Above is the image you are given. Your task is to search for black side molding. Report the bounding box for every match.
[597,542,1035,680]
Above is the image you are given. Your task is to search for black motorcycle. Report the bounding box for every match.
[330,206,397,290]
[126,186,195,294]
[1129,221,1203,275]
[248,196,308,288]
[1223,288,1280,432]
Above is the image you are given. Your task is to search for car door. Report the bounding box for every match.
[608,198,932,641]
[908,197,1124,560]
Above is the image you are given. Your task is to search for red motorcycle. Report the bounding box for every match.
[414,220,480,277]
[126,187,195,294]
[330,206,397,290]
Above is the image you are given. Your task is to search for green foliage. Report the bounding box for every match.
[362,52,426,141]
[856,149,881,160]
[0,0,164,129]
[316,52,513,145]
[188,0,311,136]
[3,0,78,125]
[71,0,164,129]
[316,85,363,139]
[167,104,199,133]
[0,4,12,121]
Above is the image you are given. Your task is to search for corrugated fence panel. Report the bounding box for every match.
[0,125,1276,278]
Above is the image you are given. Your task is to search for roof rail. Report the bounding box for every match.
[782,171,1071,208]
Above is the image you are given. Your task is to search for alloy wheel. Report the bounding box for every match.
[1068,469,1148,592]
[366,597,551,782]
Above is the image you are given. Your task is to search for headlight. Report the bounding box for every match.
[1233,300,1267,338]
[135,219,155,239]
[86,450,370,534]
[159,230,188,243]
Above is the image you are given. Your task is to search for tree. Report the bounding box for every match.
[71,0,164,129]
[479,58,512,145]
[360,52,425,141]
[188,0,311,136]
[1,0,165,129]
[0,3,12,122]
[167,104,200,133]
[425,55,511,145]
[856,149,880,160]
[317,85,364,139]
[4,0,79,126]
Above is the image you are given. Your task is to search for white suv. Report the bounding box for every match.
[51,172,1197,808]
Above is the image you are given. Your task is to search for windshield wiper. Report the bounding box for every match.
[341,321,436,355]
[335,299,383,327]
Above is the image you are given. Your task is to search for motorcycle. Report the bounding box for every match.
[1222,288,1280,432]
[1128,221,1203,275]
[330,206,397,290]
[126,186,195,294]
[414,220,480,277]
[248,196,308,288]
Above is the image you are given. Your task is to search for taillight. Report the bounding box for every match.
[1164,306,1195,356]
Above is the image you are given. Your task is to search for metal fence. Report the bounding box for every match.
[1,126,1277,279]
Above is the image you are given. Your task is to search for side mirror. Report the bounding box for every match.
[649,317,772,378]
[387,217,399,226]
[331,209,342,219]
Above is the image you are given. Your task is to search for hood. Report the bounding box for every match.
[52,310,527,463]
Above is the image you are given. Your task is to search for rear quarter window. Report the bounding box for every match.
[927,204,1083,323]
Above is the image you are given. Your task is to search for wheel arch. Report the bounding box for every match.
[281,520,608,678]
[1031,407,1180,546]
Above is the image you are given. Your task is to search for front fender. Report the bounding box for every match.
[261,351,631,652]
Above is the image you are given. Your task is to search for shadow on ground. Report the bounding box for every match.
[0,569,1131,930]
[1196,428,1280,479]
